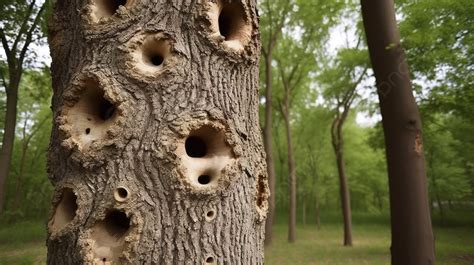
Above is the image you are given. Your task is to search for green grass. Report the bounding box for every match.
[265,223,474,265]
[0,221,46,265]
[0,219,473,264]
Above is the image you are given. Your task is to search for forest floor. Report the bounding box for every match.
[0,218,473,264]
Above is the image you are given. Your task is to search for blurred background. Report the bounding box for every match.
[0,0,473,264]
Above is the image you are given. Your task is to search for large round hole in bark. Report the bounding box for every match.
[185,136,207,158]
[218,3,246,41]
[184,125,231,157]
[208,0,251,51]
[103,210,130,237]
[90,210,131,262]
[66,79,119,149]
[90,0,131,22]
[50,188,78,232]
[178,124,235,189]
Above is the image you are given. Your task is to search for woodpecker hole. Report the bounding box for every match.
[208,0,251,50]
[90,0,133,22]
[198,175,212,185]
[179,124,235,189]
[103,210,130,237]
[206,256,215,264]
[65,78,119,150]
[256,174,267,208]
[205,209,216,222]
[132,34,172,76]
[185,136,207,158]
[103,0,127,16]
[114,186,130,202]
[90,210,131,263]
[50,188,78,232]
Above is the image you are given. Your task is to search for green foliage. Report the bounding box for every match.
[1,69,53,222]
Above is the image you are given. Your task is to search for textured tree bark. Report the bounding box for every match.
[361,0,435,264]
[46,0,268,263]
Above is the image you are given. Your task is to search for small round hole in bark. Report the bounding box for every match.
[133,35,172,75]
[114,186,129,202]
[198,175,212,185]
[205,209,217,222]
[102,258,106,262]
[150,55,164,66]
[205,256,215,264]
[85,128,91,135]
[185,136,207,158]
[50,188,78,232]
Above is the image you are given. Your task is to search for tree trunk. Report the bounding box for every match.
[361,0,436,264]
[336,148,352,246]
[331,117,352,246]
[281,95,296,243]
[302,193,306,227]
[11,136,28,215]
[46,0,268,263]
[331,107,355,247]
[263,51,276,246]
[315,198,321,230]
[0,74,20,216]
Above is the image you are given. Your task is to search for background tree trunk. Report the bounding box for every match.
[331,116,353,246]
[46,0,268,263]
[0,77,19,216]
[361,0,436,264]
[281,91,296,243]
[263,51,276,246]
[0,0,46,217]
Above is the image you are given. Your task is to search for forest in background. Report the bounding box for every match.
[0,0,473,247]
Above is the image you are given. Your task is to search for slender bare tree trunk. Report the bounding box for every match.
[315,198,321,230]
[263,52,276,246]
[331,116,352,246]
[0,0,46,217]
[0,75,19,216]
[302,192,306,227]
[361,0,435,264]
[46,0,268,263]
[281,90,296,243]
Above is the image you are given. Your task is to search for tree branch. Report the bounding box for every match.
[19,1,46,65]
[12,0,37,53]
[0,29,12,60]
